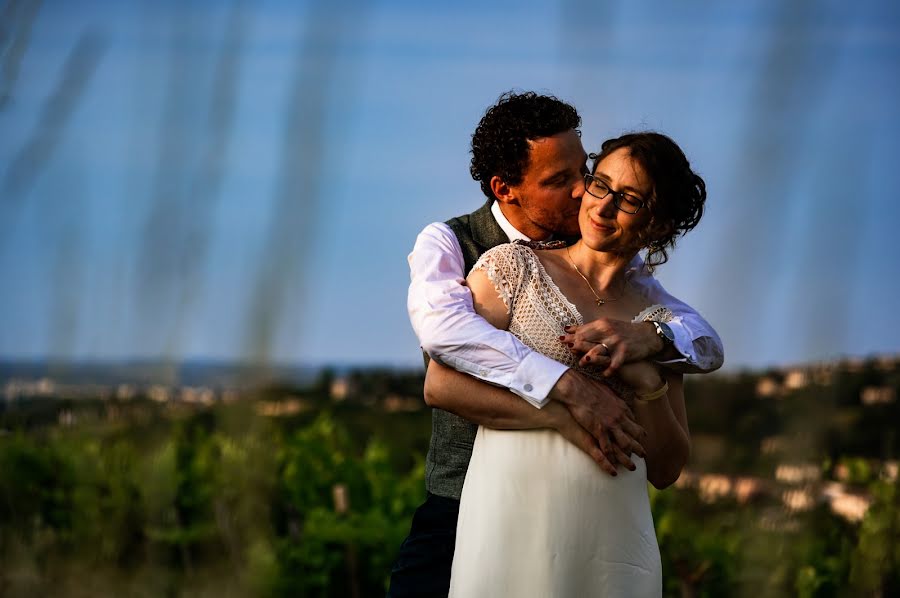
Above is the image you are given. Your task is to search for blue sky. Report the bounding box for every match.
[1,0,899,370]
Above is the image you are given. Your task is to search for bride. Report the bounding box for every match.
[446,132,707,596]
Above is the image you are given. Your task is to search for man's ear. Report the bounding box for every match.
[490,176,518,205]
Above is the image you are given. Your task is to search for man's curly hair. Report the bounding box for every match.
[470,91,581,199]
[589,132,707,271]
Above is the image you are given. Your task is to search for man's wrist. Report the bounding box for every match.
[540,400,570,430]
[548,369,579,406]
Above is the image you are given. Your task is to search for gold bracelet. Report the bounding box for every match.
[635,381,669,403]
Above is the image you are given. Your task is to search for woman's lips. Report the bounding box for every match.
[589,219,615,233]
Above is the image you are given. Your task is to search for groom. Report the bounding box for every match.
[387,91,723,597]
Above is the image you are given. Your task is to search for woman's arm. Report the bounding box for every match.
[617,362,690,489]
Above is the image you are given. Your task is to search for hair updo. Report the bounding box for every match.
[590,132,706,270]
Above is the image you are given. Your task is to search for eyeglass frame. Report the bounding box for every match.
[582,173,646,214]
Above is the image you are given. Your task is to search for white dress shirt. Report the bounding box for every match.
[407,202,723,408]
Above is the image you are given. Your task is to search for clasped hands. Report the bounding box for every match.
[548,318,666,476]
[560,317,665,376]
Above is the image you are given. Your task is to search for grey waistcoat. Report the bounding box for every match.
[424,199,509,500]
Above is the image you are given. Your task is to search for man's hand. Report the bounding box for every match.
[560,319,663,376]
[540,401,610,468]
[548,369,647,476]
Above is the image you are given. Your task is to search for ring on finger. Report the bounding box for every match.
[599,342,611,356]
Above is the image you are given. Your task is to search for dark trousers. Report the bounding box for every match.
[387,492,460,598]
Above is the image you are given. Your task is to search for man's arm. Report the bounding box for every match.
[463,257,647,472]
[408,224,646,467]
[424,360,639,476]
[408,223,568,408]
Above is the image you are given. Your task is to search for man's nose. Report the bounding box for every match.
[572,178,586,200]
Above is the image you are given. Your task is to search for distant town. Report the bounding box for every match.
[3,354,898,526]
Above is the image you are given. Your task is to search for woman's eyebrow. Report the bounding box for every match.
[594,172,644,195]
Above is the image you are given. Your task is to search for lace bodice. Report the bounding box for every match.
[472,242,674,399]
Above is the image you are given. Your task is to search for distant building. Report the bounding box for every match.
[116,384,137,400]
[775,463,821,484]
[147,385,172,403]
[821,482,871,522]
[760,435,787,455]
[330,377,352,401]
[756,377,780,398]
[383,394,422,412]
[181,386,216,405]
[781,488,815,513]
[783,369,808,390]
[875,354,899,371]
[256,398,311,417]
[733,477,765,504]
[860,386,896,405]
[844,357,866,372]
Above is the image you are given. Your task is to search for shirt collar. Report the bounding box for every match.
[490,201,647,275]
[491,201,532,242]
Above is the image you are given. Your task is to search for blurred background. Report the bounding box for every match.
[1,0,899,596]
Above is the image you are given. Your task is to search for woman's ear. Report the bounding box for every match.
[647,218,674,244]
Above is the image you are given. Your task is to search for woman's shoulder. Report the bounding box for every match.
[472,241,551,288]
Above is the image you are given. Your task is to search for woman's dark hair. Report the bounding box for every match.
[590,132,706,270]
[470,91,581,199]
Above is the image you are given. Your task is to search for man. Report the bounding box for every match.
[387,91,723,597]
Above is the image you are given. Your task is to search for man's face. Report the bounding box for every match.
[505,129,588,239]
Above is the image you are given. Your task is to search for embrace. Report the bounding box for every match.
[388,92,724,597]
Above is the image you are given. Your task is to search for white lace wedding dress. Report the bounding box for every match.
[448,242,673,597]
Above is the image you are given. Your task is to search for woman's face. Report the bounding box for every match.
[579,147,653,254]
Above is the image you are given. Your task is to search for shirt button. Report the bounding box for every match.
[524,384,533,392]
[480,370,488,376]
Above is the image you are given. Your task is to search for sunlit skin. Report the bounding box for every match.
[579,147,653,259]
[490,129,588,240]
[533,148,654,328]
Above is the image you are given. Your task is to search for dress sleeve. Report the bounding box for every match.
[407,226,568,408]
[470,243,532,314]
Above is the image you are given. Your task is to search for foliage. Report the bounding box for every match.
[1,361,899,597]
[0,406,425,597]
[849,478,900,595]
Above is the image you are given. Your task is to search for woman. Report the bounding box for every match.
[445,132,707,596]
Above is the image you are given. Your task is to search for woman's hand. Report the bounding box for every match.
[561,319,663,376]
[616,361,665,395]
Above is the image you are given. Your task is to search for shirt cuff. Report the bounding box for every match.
[506,352,570,409]
[657,324,697,368]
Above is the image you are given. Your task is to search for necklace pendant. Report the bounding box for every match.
[595,299,605,307]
